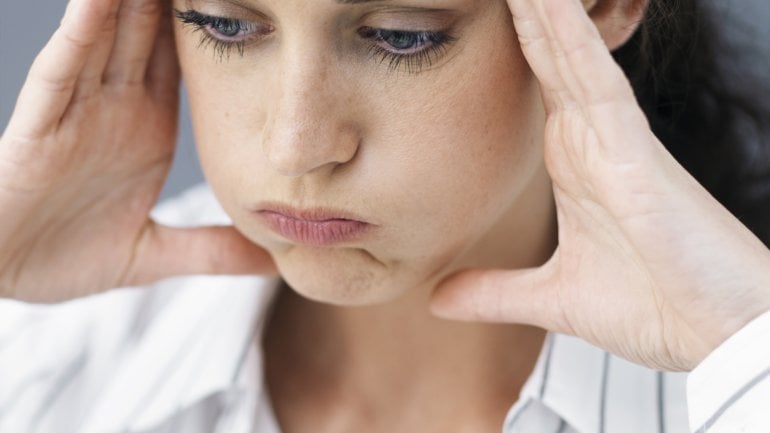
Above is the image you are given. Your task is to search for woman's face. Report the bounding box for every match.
[173,0,554,305]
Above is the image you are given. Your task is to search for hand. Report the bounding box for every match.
[0,0,275,303]
[430,0,770,371]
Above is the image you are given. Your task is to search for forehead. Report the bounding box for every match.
[184,0,476,11]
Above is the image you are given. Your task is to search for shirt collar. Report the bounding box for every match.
[89,276,280,433]
[504,332,679,433]
[506,333,610,433]
[142,184,681,433]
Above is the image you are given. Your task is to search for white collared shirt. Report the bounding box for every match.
[1,183,768,433]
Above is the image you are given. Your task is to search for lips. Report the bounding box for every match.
[256,204,372,247]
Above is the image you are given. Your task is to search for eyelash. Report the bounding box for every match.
[174,9,457,73]
[175,9,268,59]
[357,27,456,73]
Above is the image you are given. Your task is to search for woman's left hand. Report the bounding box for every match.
[430,0,770,372]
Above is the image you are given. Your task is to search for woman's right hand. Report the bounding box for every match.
[0,0,275,303]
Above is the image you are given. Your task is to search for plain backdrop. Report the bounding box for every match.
[1,0,769,201]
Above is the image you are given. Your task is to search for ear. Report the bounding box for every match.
[582,0,648,50]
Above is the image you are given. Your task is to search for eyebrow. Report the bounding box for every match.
[335,0,387,4]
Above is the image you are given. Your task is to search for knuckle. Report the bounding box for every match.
[71,82,103,104]
[563,38,603,61]
[104,73,145,88]
[101,12,119,33]
[123,0,162,17]
[58,28,96,50]
[28,68,77,95]
[517,34,541,49]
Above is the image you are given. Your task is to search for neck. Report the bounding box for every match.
[264,285,547,432]
[263,165,556,432]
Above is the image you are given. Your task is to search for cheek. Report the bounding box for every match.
[368,27,544,260]
[176,44,269,212]
[173,12,547,304]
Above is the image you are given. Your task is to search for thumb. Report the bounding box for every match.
[122,222,277,286]
[429,262,564,332]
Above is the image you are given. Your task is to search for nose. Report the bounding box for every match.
[262,52,361,178]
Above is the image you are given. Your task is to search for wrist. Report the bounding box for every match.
[695,302,770,369]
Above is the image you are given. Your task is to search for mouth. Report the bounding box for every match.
[255,203,374,247]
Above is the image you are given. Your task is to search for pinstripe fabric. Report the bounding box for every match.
[687,310,770,432]
[502,333,690,433]
[0,184,768,433]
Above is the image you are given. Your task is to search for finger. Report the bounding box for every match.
[540,0,656,158]
[104,0,164,86]
[74,2,124,100]
[122,223,277,287]
[147,3,180,102]
[540,0,637,108]
[530,0,592,113]
[508,0,572,112]
[6,0,120,138]
[429,262,568,333]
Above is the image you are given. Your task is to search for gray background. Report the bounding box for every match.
[0,1,204,201]
[1,1,768,201]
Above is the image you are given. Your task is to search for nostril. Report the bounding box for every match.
[264,141,313,177]
[262,118,362,177]
[269,158,306,178]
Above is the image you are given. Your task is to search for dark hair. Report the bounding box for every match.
[613,0,770,246]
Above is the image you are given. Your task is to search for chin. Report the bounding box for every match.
[273,246,414,307]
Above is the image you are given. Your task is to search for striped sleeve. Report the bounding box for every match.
[687,309,770,432]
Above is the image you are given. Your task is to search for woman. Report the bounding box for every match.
[0,0,769,431]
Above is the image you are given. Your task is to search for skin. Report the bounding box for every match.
[171,0,637,431]
[174,0,555,307]
[1,0,769,431]
[0,0,275,302]
[173,1,559,429]
[432,0,770,373]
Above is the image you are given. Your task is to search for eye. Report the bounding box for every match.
[208,17,254,40]
[377,30,426,52]
[358,27,457,73]
[358,27,449,54]
[174,9,273,59]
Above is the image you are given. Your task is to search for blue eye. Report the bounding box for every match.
[175,9,457,73]
[174,9,272,58]
[209,17,252,39]
[377,30,425,51]
[358,27,452,53]
[358,27,457,73]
